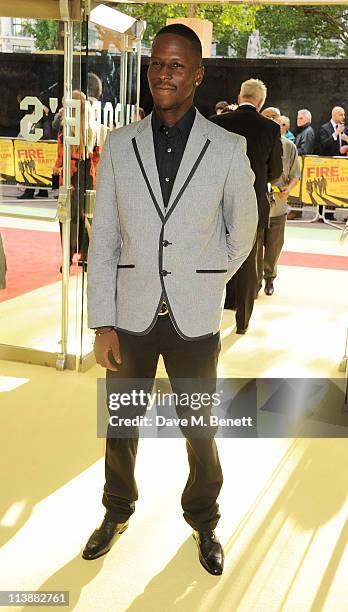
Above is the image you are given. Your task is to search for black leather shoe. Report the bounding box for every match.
[236,327,248,335]
[17,193,34,200]
[264,281,274,296]
[193,530,224,575]
[82,513,129,560]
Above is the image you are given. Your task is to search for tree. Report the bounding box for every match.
[256,6,348,58]
[23,6,348,58]
[23,19,79,51]
[23,20,59,51]
[116,3,259,56]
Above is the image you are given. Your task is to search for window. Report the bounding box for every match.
[12,19,33,37]
[12,45,31,53]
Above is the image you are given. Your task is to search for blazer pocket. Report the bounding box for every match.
[196,269,227,273]
[117,264,135,268]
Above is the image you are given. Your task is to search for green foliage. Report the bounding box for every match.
[22,20,58,51]
[22,6,348,58]
[116,3,259,55]
[256,6,348,57]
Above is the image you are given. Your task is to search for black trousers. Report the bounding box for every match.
[103,315,223,531]
[225,232,259,330]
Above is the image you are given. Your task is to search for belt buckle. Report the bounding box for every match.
[158,301,169,316]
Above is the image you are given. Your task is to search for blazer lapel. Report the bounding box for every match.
[166,112,209,213]
[133,115,165,216]
[132,111,210,221]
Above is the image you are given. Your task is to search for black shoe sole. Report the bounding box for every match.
[82,522,129,561]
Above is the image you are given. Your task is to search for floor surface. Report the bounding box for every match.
[0,221,347,612]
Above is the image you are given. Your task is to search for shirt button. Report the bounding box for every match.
[165,177,170,182]
[163,240,170,247]
[167,148,172,153]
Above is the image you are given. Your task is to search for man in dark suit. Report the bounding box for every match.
[318,107,348,220]
[211,79,282,333]
[319,106,348,156]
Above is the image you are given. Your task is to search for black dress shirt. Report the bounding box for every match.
[152,106,196,208]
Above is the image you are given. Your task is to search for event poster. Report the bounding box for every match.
[13,140,58,188]
[301,156,348,208]
[0,139,15,185]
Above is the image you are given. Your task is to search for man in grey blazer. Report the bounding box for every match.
[84,24,257,575]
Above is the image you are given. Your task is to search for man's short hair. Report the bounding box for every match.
[154,24,202,64]
[298,108,312,123]
[240,78,267,102]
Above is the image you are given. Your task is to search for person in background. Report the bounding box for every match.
[53,91,96,267]
[210,79,283,334]
[87,72,103,104]
[288,109,315,220]
[257,108,300,296]
[280,115,295,143]
[214,100,229,115]
[318,106,348,221]
[319,106,348,156]
[295,109,315,155]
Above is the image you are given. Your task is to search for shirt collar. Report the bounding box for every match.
[331,118,337,129]
[238,102,257,109]
[152,106,196,139]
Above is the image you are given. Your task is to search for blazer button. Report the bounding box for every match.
[162,240,170,247]
[161,270,169,276]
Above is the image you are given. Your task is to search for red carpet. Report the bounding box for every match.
[279,251,348,271]
[0,227,63,302]
[0,227,346,303]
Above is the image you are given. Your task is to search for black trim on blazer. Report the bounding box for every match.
[196,269,227,273]
[132,138,164,222]
[132,136,211,225]
[164,139,211,224]
[129,135,216,340]
[117,264,135,268]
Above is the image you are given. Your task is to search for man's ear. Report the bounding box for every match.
[195,65,205,87]
[237,94,241,105]
[257,98,265,112]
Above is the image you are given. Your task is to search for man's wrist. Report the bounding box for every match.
[93,326,115,336]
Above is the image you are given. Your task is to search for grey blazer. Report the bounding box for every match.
[87,110,258,339]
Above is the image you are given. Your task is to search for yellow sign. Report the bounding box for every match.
[301,156,348,208]
[13,140,58,187]
[0,139,15,184]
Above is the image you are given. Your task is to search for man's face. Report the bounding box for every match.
[332,107,345,124]
[297,112,308,127]
[148,34,204,115]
